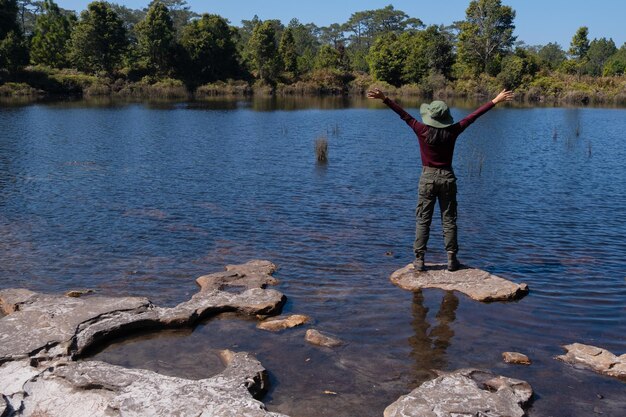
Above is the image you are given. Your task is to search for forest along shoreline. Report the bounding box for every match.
[1,1,626,106]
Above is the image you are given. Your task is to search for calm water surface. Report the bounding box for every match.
[1,97,625,416]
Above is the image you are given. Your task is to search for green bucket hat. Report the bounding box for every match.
[420,100,454,128]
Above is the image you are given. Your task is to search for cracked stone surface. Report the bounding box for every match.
[0,352,289,417]
[0,260,290,416]
[390,263,529,302]
[556,343,626,381]
[384,369,533,417]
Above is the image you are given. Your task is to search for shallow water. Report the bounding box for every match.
[1,97,625,416]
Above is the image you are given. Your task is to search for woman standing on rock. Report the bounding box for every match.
[367,88,514,272]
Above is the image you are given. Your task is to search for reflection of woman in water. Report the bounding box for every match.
[409,291,458,384]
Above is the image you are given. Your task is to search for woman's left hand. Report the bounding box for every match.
[367,88,386,101]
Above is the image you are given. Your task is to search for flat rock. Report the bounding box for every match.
[390,263,529,302]
[384,368,532,417]
[0,261,290,416]
[196,259,279,291]
[305,329,344,348]
[556,343,626,381]
[503,351,532,365]
[0,351,289,417]
[0,260,285,362]
[257,314,311,332]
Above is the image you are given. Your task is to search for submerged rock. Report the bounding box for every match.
[257,314,311,332]
[390,263,529,302]
[0,351,288,417]
[556,343,626,381]
[503,351,532,365]
[0,260,290,416]
[384,368,532,417]
[305,329,344,348]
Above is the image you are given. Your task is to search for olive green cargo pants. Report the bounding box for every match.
[414,167,458,256]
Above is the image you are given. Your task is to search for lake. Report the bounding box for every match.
[1,97,625,416]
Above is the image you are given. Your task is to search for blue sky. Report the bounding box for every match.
[55,0,625,49]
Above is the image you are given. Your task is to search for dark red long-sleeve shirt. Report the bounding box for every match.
[383,97,495,169]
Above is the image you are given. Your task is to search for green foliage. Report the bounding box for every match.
[148,0,196,37]
[179,14,240,85]
[537,42,566,70]
[0,29,29,72]
[367,33,405,86]
[497,49,538,89]
[1,0,21,38]
[0,0,28,73]
[248,20,280,84]
[603,44,626,76]
[569,26,589,60]
[403,25,454,82]
[68,1,128,74]
[135,1,175,75]
[30,0,74,67]
[314,44,342,71]
[584,37,616,76]
[278,27,297,75]
[457,0,516,76]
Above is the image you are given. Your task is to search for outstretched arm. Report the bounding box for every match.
[458,89,515,130]
[367,88,420,130]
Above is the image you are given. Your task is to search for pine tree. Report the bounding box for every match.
[136,0,175,75]
[30,0,75,67]
[68,1,128,74]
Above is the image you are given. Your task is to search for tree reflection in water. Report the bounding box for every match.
[409,290,459,386]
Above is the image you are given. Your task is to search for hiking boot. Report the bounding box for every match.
[413,252,425,272]
[447,252,460,272]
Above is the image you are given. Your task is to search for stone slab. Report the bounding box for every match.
[390,263,529,302]
[556,343,626,381]
[384,368,532,417]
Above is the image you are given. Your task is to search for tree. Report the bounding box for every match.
[0,0,29,73]
[68,1,128,74]
[368,33,405,86]
[286,18,320,74]
[537,42,566,70]
[497,48,538,89]
[319,23,344,48]
[248,20,280,84]
[603,43,626,76]
[16,0,44,36]
[179,13,240,84]
[314,44,342,71]
[135,0,175,75]
[147,0,196,37]
[30,0,74,67]
[457,0,516,76]
[404,25,454,81]
[584,37,616,76]
[278,27,297,76]
[568,26,589,60]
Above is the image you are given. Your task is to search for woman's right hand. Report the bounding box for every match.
[492,89,515,104]
[367,88,386,101]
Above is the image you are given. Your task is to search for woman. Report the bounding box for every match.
[367,88,514,272]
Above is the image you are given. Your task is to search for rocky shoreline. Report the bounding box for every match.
[1,260,623,416]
